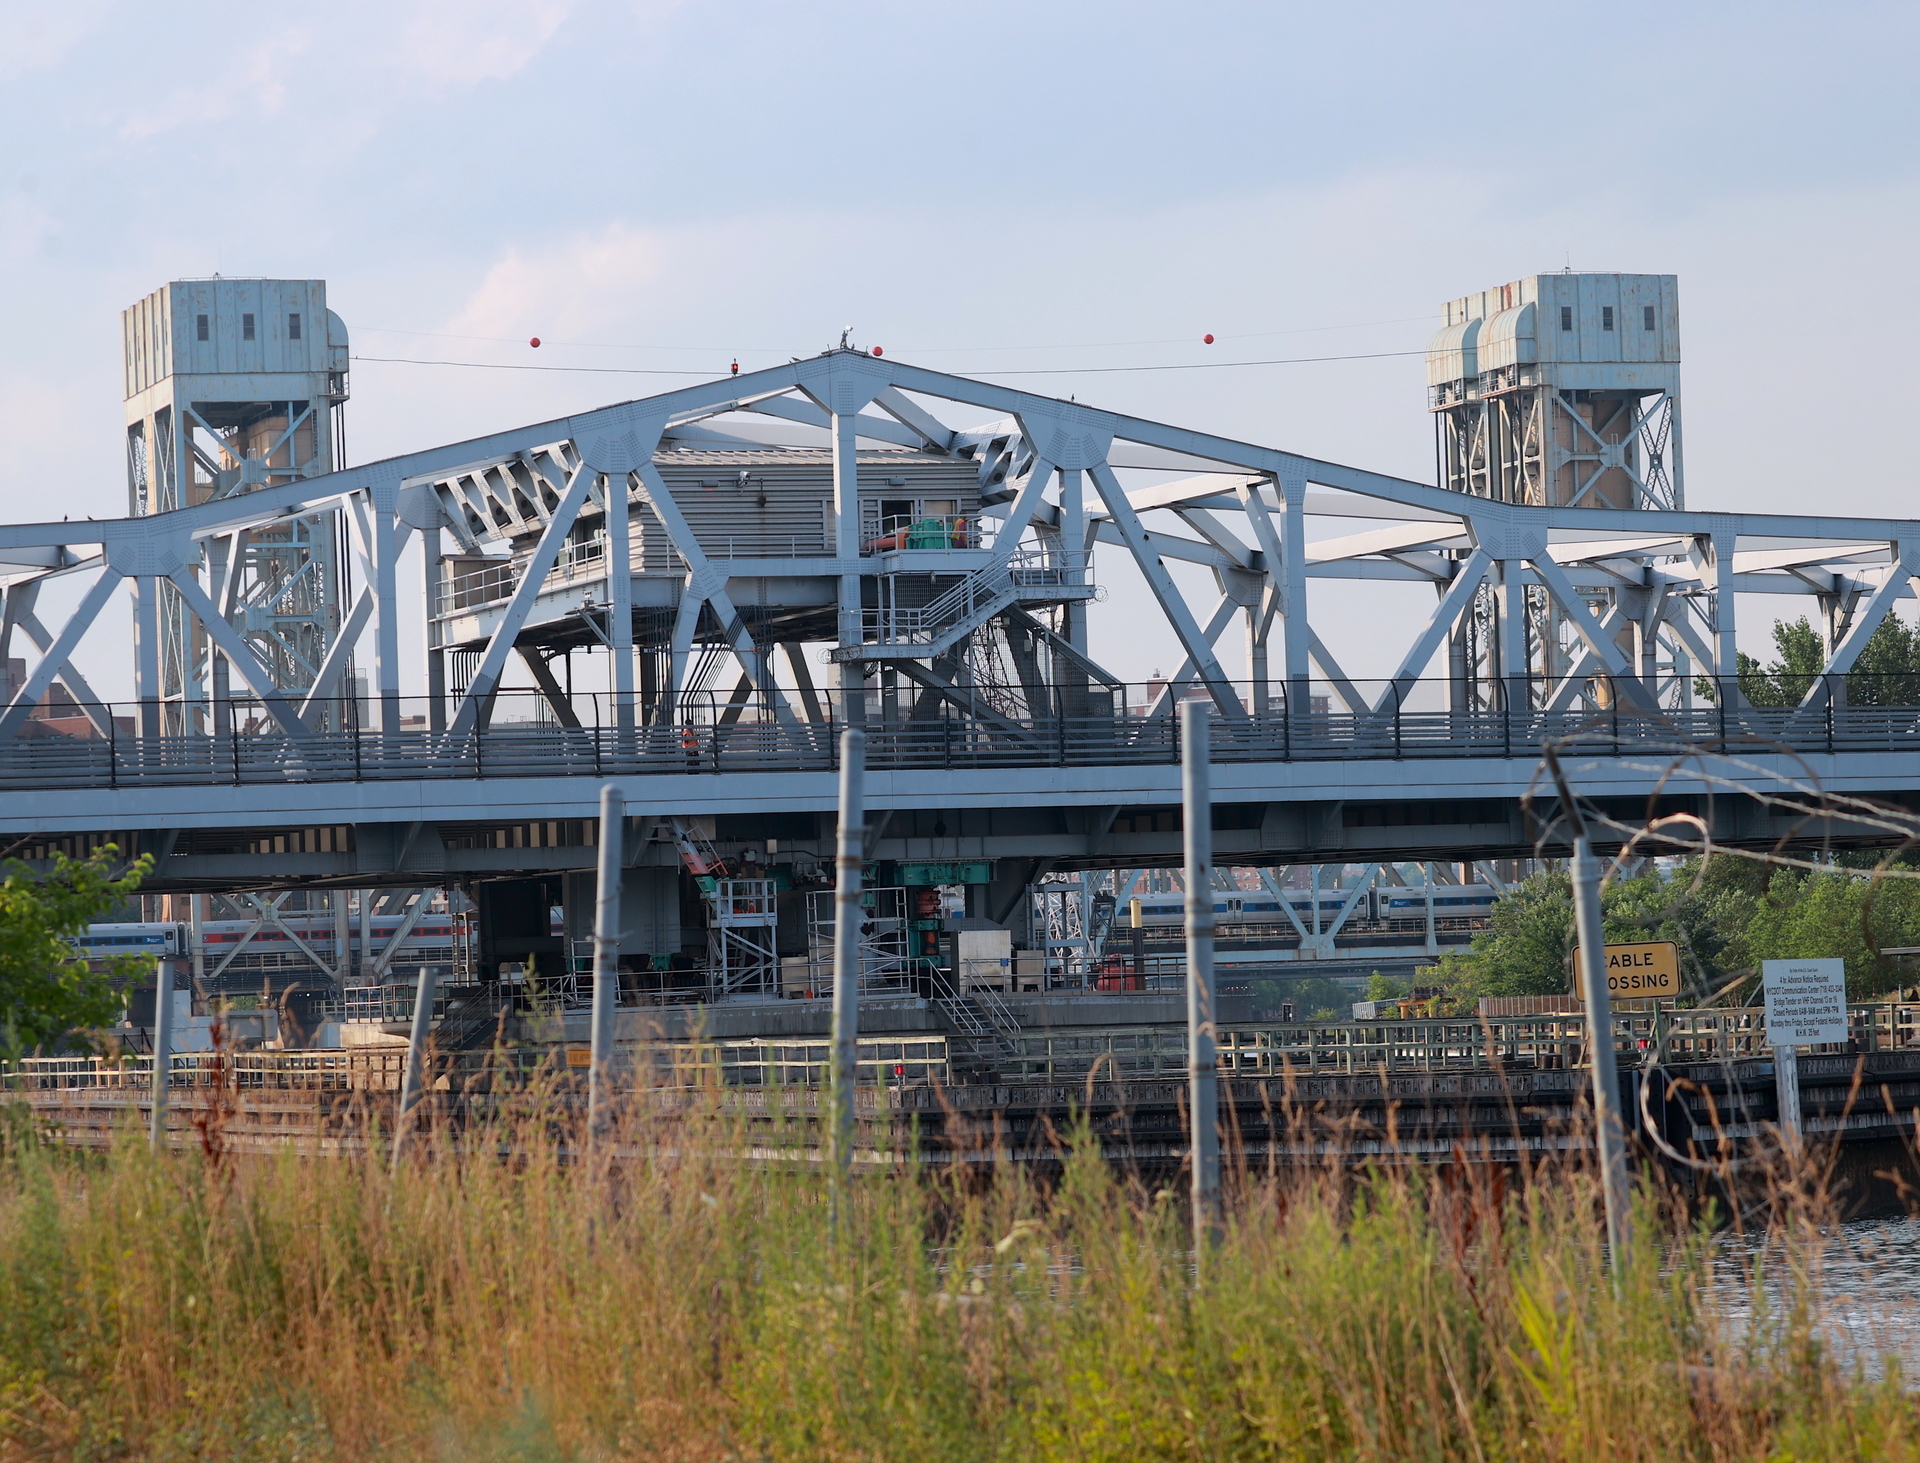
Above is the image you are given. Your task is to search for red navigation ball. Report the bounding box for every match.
[529,337,541,348]
[1203,333,1214,344]
[870,345,883,357]
[730,359,740,376]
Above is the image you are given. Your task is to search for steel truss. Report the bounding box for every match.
[5,350,1920,771]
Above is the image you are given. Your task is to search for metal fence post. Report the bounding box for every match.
[589,784,624,1138]
[149,957,175,1149]
[1773,1040,1802,1143]
[830,726,866,1233]
[1181,700,1221,1266]
[1551,748,1632,1275]
[391,964,440,1173]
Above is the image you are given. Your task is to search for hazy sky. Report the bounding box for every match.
[5,1,1917,693]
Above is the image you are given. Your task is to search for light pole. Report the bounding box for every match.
[829,726,865,1222]
[1181,701,1221,1261]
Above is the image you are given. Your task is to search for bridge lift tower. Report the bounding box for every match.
[122,279,352,737]
[1427,273,1687,711]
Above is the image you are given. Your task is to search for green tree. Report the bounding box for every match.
[0,846,153,1054]
[1432,871,1578,1000]
[1434,856,1763,1003]
[1696,613,1920,707]
[1744,863,1920,997]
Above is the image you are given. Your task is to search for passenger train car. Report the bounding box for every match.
[1125,885,1499,929]
[72,911,505,975]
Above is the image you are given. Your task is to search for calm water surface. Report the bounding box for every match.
[1712,1215,1920,1376]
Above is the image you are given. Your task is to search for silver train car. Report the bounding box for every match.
[72,922,188,961]
[73,912,486,974]
[1126,885,1499,929]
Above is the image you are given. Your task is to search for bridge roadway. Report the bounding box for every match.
[4,698,1917,888]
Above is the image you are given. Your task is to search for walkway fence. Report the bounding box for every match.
[10,1003,1919,1094]
[4,678,1919,793]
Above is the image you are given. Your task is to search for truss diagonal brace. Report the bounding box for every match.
[166,568,310,737]
[1527,553,1661,711]
[1795,547,1920,715]
[1370,548,1493,716]
[634,460,798,729]
[993,455,1057,553]
[371,890,431,977]
[449,463,597,738]
[871,387,956,452]
[302,585,376,723]
[1088,461,1245,719]
[1146,596,1238,718]
[1322,865,1379,940]
[7,587,114,738]
[0,568,124,740]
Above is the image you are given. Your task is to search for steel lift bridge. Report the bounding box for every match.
[6,277,1920,971]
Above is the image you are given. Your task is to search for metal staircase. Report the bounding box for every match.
[933,974,1023,1065]
[833,547,1094,663]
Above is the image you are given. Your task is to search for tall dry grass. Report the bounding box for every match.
[0,1089,1913,1462]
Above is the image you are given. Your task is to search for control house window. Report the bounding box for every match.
[288,312,301,340]
[1643,305,1656,331]
[196,314,209,341]
[1602,305,1615,331]
[242,313,256,341]
[1559,305,1573,331]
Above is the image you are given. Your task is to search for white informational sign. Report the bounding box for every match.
[1761,959,1849,1047]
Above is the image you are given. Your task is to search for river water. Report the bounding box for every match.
[1712,1214,1920,1377]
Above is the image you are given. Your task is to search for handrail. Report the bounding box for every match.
[6,679,1920,796]
[10,1004,1918,1094]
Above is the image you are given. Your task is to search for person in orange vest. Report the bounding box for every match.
[680,723,701,771]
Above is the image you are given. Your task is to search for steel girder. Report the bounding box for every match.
[7,351,1920,758]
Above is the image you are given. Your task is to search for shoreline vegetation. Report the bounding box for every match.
[1,1093,1916,1461]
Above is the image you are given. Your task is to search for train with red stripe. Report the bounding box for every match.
[72,912,516,971]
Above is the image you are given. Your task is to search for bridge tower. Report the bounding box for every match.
[1427,272,1681,511]
[121,278,351,735]
[1428,273,1685,710]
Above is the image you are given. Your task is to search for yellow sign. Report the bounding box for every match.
[1574,940,1680,997]
[565,1046,592,1068]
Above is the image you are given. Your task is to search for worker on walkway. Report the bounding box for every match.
[681,723,701,772]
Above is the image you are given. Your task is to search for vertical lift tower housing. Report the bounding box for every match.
[1427,273,1683,705]
[122,279,351,736]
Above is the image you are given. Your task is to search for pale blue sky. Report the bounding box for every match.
[5,1,1917,689]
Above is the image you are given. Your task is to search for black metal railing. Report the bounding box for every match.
[1,677,1915,793]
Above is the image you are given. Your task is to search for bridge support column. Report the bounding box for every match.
[422,524,446,732]
[604,474,635,737]
[830,401,866,725]
[132,575,162,740]
[1497,558,1528,713]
